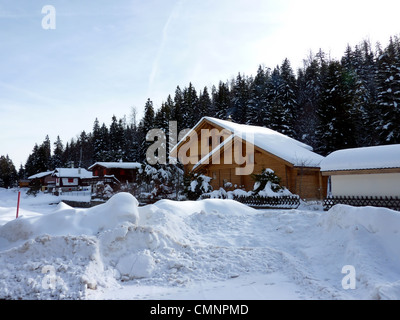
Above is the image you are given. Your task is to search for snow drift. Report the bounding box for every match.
[0,190,400,300]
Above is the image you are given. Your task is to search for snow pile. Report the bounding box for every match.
[1,190,400,300]
[0,192,140,299]
[0,192,139,242]
[319,205,400,299]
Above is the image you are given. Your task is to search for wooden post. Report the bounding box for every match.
[318,172,323,200]
[16,191,21,219]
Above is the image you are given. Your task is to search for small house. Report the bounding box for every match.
[52,168,93,192]
[28,171,56,192]
[88,162,142,184]
[171,117,327,200]
[18,179,31,188]
[320,144,400,198]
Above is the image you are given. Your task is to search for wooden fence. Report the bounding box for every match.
[201,194,300,209]
[323,196,400,211]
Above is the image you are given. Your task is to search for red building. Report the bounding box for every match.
[88,162,142,184]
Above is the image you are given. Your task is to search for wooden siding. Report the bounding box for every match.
[89,164,138,183]
[197,141,326,199]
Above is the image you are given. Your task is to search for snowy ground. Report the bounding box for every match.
[0,188,399,300]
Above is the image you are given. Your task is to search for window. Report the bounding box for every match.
[68,178,74,183]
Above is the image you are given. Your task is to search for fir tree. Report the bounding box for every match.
[231,73,251,123]
[52,135,64,169]
[171,86,185,133]
[265,65,296,137]
[97,123,111,161]
[92,118,103,162]
[213,81,231,120]
[296,54,323,147]
[182,83,199,127]
[198,86,212,118]
[375,37,400,144]
[138,98,156,162]
[0,155,17,188]
[109,116,125,161]
[247,65,269,126]
[124,123,139,162]
[76,130,93,167]
[278,58,297,137]
[316,60,357,155]
[17,164,26,180]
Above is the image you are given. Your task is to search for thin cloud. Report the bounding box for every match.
[147,0,185,98]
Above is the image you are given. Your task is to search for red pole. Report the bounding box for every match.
[16,191,21,219]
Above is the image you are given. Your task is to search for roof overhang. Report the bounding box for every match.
[321,167,400,176]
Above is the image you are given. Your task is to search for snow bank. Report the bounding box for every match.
[0,235,115,299]
[321,204,400,260]
[0,192,139,243]
[0,192,141,299]
[0,193,261,299]
[1,190,400,300]
[320,205,400,299]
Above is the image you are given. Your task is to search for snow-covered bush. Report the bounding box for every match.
[183,172,213,200]
[94,181,114,200]
[200,168,292,200]
[136,164,184,201]
[250,168,292,197]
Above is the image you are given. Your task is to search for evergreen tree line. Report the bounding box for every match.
[3,35,399,185]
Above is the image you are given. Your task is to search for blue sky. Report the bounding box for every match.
[0,0,399,166]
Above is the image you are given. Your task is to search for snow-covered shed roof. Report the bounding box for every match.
[88,162,142,170]
[52,168,93,179]
[28,171,54,180]
[320,144,400,172]
[173,117,324,168]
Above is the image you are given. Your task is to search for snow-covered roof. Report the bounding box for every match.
[28,171,54,180]
[53,168,93,179]
[88,162,142,170]
[320,144,400,172]
[175,117,324,168]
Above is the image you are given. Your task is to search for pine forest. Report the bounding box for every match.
[1,36,400,186]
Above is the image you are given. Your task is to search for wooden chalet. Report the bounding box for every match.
[88,162,142,184]
[27,171,55,192]
[171,117,328,200]
[28,168,93,193]
[52,168,93,192]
